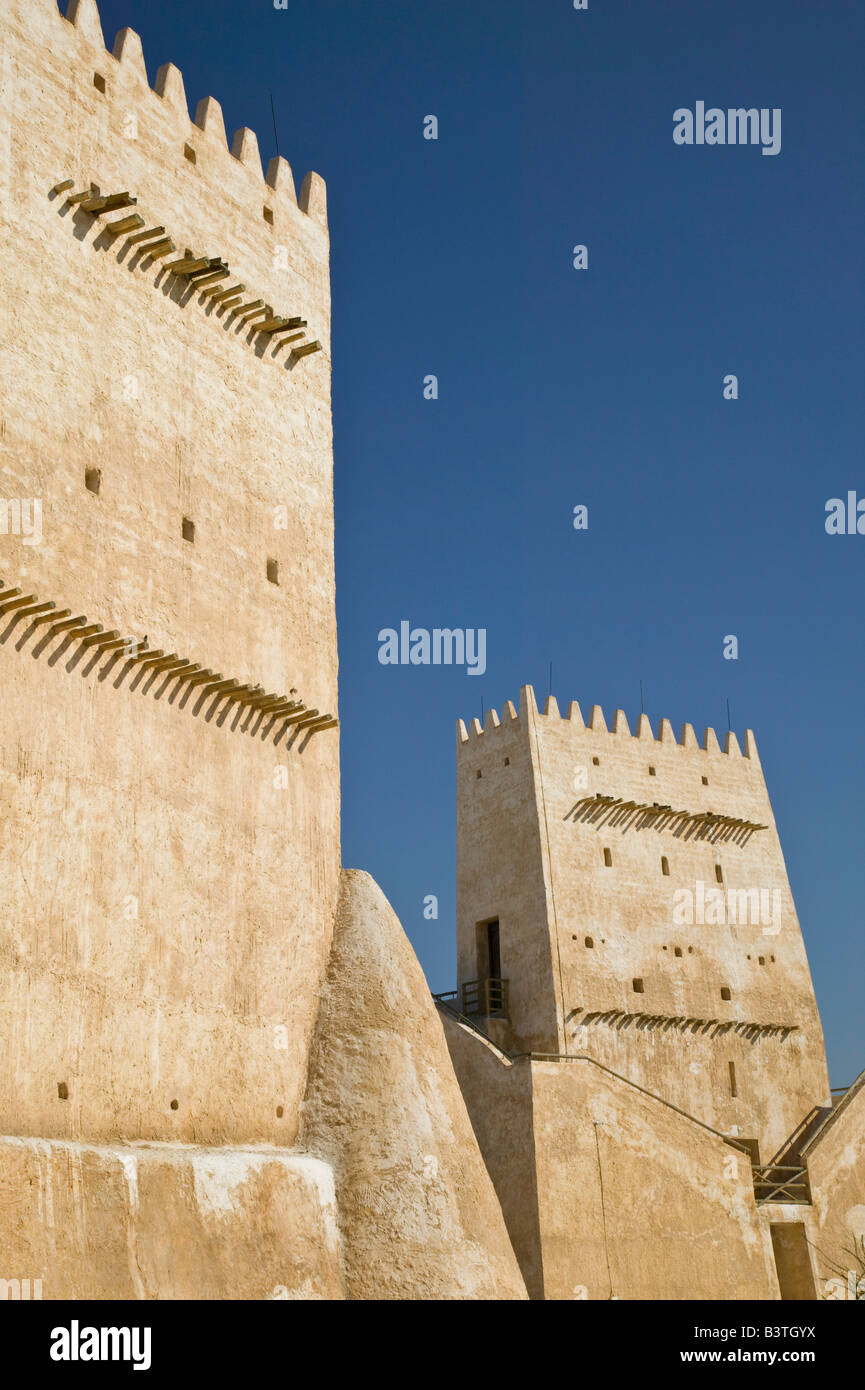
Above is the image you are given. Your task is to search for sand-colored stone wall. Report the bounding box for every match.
[0,1135,345,1299]
[804,1071,865,1297]
[0,0,340,1145]
[443,1018,778,1300]
[301,870,528,1299]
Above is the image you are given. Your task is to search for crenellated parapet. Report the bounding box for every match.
[21,0,327,230]
[458,683,760,762]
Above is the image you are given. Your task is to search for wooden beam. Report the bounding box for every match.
[31,607,71,626]
[105,213,145,235]
[51,179,75,194]
[81,191,137,213]
[140,238,176,259]
[81,628,120,649]
[0,592,38,611]
[291,340,322,359]
[204,283,245,301]
[15,601,56,618]
[165,256,209,275]
[127,225,165,245]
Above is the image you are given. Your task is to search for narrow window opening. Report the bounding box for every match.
[182,517,195,543]
[715,863,724,884]
[276,1105,284,1118]
[584,936,594,948]
[263,206,274,225]
[184,143,197,164]
[702,775,709,785]
[486,920,501,979]
[603,847,612,867]
[758,955,765,966]
[632,977,644,994]
[661,855,669,876]
[592,756,600,766]
[267,557,279,585]
[93,73,106,94]
[728,1061,738,1097]
[170,1098,179,1111]
[648,766,656,776]
[674,947,682,958]
[504,757,510,766]
[57,1081,69,1100]
[721,986,732,1001]
[85,467,101,495]
[687,946,693,954]
[770,955,775,962]
[476,769,482,779]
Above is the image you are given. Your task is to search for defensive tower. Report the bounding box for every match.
[456,686,831,1158]
[0,0,339,1149]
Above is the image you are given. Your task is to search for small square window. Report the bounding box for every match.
[592,756,600,766]
[93,73,107,94]
[702,775,709,786]
[632,978,644,994]
[57,1081,69,1100]
[266,557,279,585]
[182,517,195,543]
[184,143,197,164]
[649,766,656,776]
[758,955,765,965]
[674,947,682,958]
[85,467,101,495]
[263,206,274,225]
[603,847,612,867]
[721,986,732,1001]
[584,936,594,948]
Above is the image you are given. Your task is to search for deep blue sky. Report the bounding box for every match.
[89,0,862,1086]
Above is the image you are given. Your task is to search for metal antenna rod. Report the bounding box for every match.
[270,93,280,159]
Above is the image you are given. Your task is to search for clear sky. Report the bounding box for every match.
[91,0,863,1086]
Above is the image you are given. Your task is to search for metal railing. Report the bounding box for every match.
[461,977,509,1019]
[753,1164,811,1205]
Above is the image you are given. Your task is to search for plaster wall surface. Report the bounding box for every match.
[442,1018,778,1301]
[301,870,528,1300]
[803,1071,865,1297]
[0,1134,344,1299]
[0,0,339,1145]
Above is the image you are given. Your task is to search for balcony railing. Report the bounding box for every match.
[753,1164,811,1205]
[461,977,509,1019]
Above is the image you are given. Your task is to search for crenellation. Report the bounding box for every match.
[111,26,147,81]
[67,0,104,46]
[25,1,326,235]
[458,685,762,764]
[588,703,607,731]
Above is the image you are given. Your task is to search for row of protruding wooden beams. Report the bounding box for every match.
[52,179,322,359]
[582,793,767,833]
[577,1008,798,1036]
[0,581,337,735]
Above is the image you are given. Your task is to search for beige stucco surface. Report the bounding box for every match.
[0,0,339,1147]
[444,1015,777,1299]
[0,1135,344,1299]
[301,870,528,1299]
[804,1071,865,1295]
